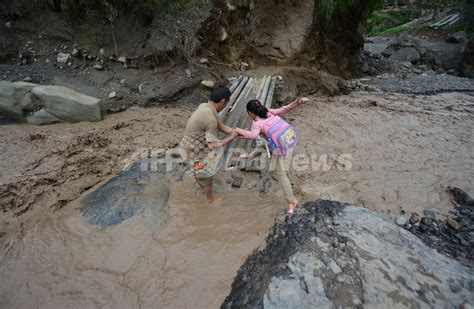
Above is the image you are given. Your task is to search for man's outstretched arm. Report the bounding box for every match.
[218,119,234,135]
[208,131,238,150]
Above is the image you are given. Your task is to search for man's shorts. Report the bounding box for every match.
[193,161,214,187]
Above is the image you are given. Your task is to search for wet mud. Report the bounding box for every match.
[0,173,283,308]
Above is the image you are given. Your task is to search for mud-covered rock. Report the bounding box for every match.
[79,159,185,229]
[222,201,473,308]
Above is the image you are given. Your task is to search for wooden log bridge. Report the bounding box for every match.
[218,75,277,169]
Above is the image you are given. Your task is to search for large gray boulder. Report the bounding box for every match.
[0,81,103,125]
[0,81,36,119]
[390,47,421,63]
[223,201,473,308]
[31,85,102,123]
[379,35,467,71]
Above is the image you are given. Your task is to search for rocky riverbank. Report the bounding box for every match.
[222,200,473,308]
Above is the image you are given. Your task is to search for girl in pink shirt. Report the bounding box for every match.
[236,97,310,216]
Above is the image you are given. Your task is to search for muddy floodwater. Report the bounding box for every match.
[0,91,473,307]
[0,174,283,308]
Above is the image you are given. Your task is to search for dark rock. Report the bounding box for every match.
[231,176,243,188]
[448,187,474,207]
[461,38,474,78]
[420,217,433,226]
[446,31,466,44]
[406,199,474,268]
[409,213,419,225]
[390,47,420,64]
[423,208,437,219]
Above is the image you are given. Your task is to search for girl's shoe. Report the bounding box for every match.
[287,201,298,217]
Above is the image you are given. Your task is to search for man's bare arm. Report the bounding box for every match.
[208,131,238,150]
[218,120,234,135]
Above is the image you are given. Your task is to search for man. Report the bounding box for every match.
[180,85,237,203]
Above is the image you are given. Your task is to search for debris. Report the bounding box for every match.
[199,58,209,65]
[185,68,192,78]
[71,48,80,57]
[57,53,70,63]
[118,56,126,64]
[395,216,406,226]
[200,80,215,89]
[446,218,459,230]
[108,91,117,98]
[240,62,249,71]
[231,176,243,188]
[93,64,103,70]
[218,27,228,42]
[423,208,437,219]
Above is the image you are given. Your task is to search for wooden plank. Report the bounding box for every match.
[218,75,277,170]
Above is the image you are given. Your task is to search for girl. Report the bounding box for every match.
[236,97,310,216]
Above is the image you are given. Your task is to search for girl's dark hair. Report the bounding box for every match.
[247,100,268,118]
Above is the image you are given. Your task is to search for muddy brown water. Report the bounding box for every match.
[0,174,283,308]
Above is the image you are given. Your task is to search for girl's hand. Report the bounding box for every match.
[299,97,310,104]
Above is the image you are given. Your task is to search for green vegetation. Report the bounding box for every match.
[362,0,472,36]
[379,24,410,35]
[317,0,384,23]
[363,6,421,36]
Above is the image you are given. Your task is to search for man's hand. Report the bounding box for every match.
[208,130,238,150]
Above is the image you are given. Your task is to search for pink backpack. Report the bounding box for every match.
[262,113,297,156]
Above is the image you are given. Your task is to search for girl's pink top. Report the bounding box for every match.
[235,100,301,139]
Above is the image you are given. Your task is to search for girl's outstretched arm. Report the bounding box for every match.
[269,97,310,116]
[236,125,261,139]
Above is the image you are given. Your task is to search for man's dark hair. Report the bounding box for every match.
[210,85,231,103]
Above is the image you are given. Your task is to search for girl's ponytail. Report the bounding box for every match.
[247,100,268,118]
